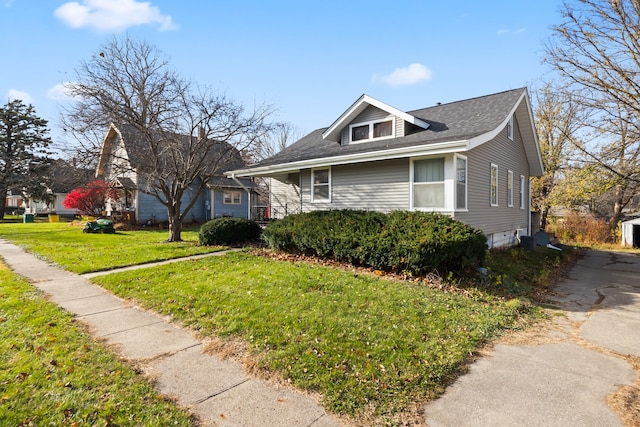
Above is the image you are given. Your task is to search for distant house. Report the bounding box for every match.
[227,88,544,248]
[95,124,253,224]
[22,159,94,216]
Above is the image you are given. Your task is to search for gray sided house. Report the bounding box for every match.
[227,88,544,248]
[96,124,253,225]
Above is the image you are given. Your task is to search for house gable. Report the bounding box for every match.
[322,94,430,143]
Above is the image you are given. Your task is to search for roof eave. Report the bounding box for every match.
[226,140,469,178]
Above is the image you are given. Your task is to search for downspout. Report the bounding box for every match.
[230,173,252,219]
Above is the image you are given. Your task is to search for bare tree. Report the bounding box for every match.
[531,82,583,229]
[63,35,273,241]
[544,0,640,184]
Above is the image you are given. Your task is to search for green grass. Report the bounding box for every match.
[90,251,529,419]
[0,222,224,273]
[0,223,577,424]
[0,263,194,426]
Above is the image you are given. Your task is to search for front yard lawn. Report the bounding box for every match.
[0,263,194,426]
[0,222,573,424]
[0,222,224,274]
[90,251,531,422]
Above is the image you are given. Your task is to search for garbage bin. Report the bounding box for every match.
[23,214,34,223]
[48,214,59,223]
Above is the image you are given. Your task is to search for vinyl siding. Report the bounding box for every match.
[455,117,530,245]
[212,189,249,219]
[300,159,409,212]
[269,175,301,218]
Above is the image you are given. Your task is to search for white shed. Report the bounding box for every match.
[621,217,640,248]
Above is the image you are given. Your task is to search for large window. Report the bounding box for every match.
[350,119,393,143]
[413,158,445,208]
[490,163,498,206]
[456,155,467,210]
[312,168,330,202]
[223,190,241,205]
[507,170,514,207]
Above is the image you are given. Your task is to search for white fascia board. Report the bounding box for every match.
[322,94,429,141]
[226,140,468,178]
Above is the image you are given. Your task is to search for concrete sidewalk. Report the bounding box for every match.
[0,240,340,427]
[424,249,640,426]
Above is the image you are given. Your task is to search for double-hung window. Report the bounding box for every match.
[507,115,514,140]
[490,163,499,206]
[350,119,394,143]
[312,168,330,202]
[413,158,445,208]
[507,170,514,207]
[455,155,467,210]
[223,190,241,205]
[520,175,526,209]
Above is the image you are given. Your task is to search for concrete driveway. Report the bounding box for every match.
[423,249,640,426]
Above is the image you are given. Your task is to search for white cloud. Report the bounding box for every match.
[373,63,432,87]
[54,0,178,32]
[6,89,33,104]
[47,83,78,101]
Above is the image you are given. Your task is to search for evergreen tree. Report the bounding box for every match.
[0,100,53,219]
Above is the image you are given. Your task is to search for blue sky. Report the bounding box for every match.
[1,0,563,153]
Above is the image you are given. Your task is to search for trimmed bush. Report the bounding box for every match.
[199,217,261,246]
[262,210,487,276]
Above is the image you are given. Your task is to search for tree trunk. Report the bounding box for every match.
[0,195,6,219]
[610,185,624,243]
[540,205,551,231]
[166,202,183,242]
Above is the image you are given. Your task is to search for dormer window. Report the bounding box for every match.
[349,118,394,143]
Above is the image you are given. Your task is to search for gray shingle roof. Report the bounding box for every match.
[250,88,526,168]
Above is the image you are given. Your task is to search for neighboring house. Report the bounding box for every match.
[227,88,544,248]
[95,124,253,224]
[22,159,94,216]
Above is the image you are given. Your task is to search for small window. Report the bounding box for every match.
[373,120,392,138]
[223,190,241,205]
[456,155,467,210]
[520,175,526,209]
[413,158,445,208]
[351,125,369,142]
[490,163,498,206]
[507,170,514,207]
[312,168,330,202]
[349,119,394,143]
[507,115,514,140]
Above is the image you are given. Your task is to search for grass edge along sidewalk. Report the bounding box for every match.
[0,222,575,425]
[0,262,195,426]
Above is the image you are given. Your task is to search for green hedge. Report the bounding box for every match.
[262,210,487,275]
[199,217,261,246]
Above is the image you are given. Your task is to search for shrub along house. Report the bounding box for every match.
[95,123,253,225]
[226,88,544,248]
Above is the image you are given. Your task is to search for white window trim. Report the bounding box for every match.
[311,167,331,203]
[507,115,514,140]
[507,170,514,207]
[520,175,526,209]
[223,190,242,205]
[455,154,468,211]
[349,117,396,144]
[490,163,499,207]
